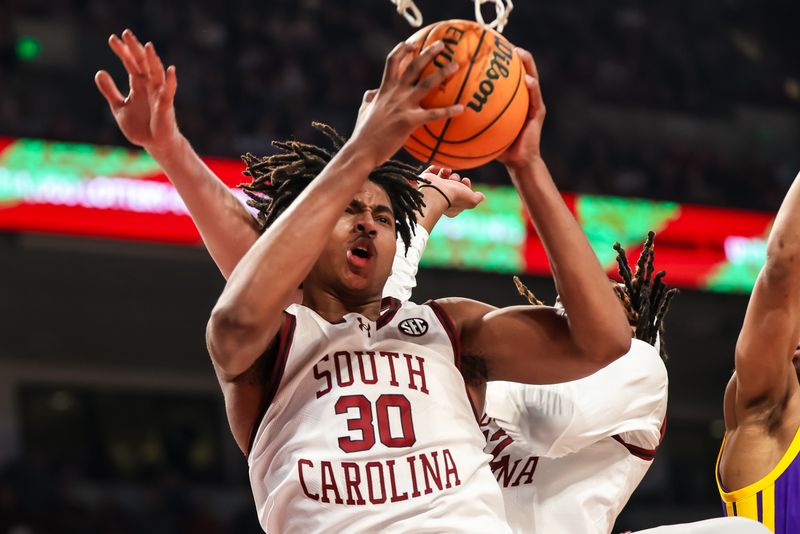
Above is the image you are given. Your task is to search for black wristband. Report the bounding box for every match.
[418,184,452,210]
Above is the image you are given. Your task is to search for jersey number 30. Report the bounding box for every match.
[335,394,416,453]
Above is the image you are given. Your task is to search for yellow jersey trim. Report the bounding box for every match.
[716,423,800,503]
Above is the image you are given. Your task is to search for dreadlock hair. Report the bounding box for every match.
[613,231,679,362]
[239,122,427,253]
[513,231,678,362]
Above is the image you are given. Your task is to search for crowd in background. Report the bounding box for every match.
[1,0,799,210]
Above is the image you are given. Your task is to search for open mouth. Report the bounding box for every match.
[347,238,375,269]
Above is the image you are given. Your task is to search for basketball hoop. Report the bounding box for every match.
[390,0,423,28]
[474,0,514,33]
[387,0,514,33]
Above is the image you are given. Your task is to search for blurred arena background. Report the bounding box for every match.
[1,0,799,532]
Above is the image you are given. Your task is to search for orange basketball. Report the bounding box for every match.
[403,19,529,170]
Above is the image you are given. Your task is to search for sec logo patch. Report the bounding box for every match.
[399,318,428,337]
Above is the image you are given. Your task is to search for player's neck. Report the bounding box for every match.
[301,286,383,323]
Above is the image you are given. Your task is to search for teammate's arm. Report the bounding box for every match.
[439,49,630,384]
[206,41,463,381]
[734,171,800,410]
[95,30,259,278]
[384,168,484,301]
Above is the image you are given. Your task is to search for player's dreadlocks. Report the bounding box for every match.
[513,231,678,361]
[239,122,427,252]
[612,231,678,361]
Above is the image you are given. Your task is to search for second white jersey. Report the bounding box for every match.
[248,298,510,533]
[483,339,668,533]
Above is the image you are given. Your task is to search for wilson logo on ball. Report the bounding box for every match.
[399,318,429,337]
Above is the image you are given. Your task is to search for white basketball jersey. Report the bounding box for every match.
[248,297,510,533]
[482,339,668,534]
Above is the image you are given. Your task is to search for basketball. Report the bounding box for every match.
[403,19,529,170]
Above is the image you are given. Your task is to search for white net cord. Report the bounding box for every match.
[390,0,423,28]
[474,0,514,33]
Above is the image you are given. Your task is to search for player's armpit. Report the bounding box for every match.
[438,297,628,385]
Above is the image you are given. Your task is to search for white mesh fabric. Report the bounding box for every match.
[474,0,514,33]
[390,0,423,27]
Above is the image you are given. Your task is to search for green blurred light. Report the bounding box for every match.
[16,36,41,61]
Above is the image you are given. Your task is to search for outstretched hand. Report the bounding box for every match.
[498,48,546,170]
[94,29,181,156]
[350,41,463,168]
[420,166,485,218]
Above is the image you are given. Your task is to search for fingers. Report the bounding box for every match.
[413,61,458,98]
[108,34,141,76]
[515,47,538,79]
[158,65,178,108]
[400,40,444,86]
[515,48,544,119]
[94,70,125,109]
[145,42,165,86]
[525,76,545,119]
[410,103,464,124]
[362,89,378,105]
[122,29,149,76]
[381,41,414,86]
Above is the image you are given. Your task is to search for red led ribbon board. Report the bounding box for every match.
[0,137,774,293]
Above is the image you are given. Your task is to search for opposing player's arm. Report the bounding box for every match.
[206,41,463,382]
[457,47,630,378]
[735,170,800,410]
[95,30,259,278]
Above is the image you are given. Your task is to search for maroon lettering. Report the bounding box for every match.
[365,461,387,504]
[379,351,401,386]
[386,459,409,502]
[376,394,416,448]
[341,462,367,505]
[335,395,375,453]
[420,451,442,495]
[512,456,538,487]
[313,354,332,398]
[298,459,319,500]
[334,351,354,387]
[407,455,422,498]
[492,455,522,487]
[404,354,429,394]
[355,351,379,384]
[443,448,461,488]
[320,461,343,504]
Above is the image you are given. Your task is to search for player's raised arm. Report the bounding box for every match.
[734,171,800,408]
[95,29,259,278]
[206,40,463,381]
[437,49,631,385]
[383,167,485,301]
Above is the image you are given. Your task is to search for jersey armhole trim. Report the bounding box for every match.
[612,417,667,462]
[717,419,800,501]
[246,311,297,456]
[425,300,462,367]
[426,300,482,422]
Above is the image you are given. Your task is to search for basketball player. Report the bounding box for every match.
[97,31,632,531]
[715,169,800,532]
[389,227,673,533]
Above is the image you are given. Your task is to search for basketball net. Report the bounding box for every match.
[388,0,513,33]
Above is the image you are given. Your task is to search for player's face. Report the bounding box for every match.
[306,181,397,298]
